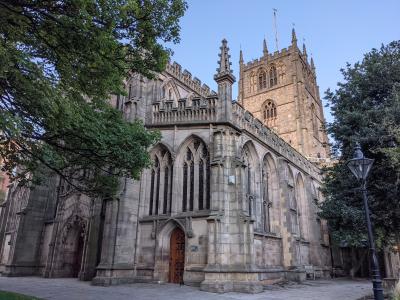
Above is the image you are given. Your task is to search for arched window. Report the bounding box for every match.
[311,103,319,138]
[250,72,257,93]
[241,143,259,218]
[287,168,299,235]
[263,100,277,126]
[149,146,173,215]
[127,75,140,100]
[258,70,267,90]
[242,148,253,216]
[269,65,278,87]
[161,86,166,98]
[262,168,271,232]
[181,138,210,212]
[262,154,278,233]
[295,175,309,240]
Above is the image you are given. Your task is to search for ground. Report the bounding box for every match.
[0,277,373,300]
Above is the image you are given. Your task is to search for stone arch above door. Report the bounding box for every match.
[50,215,87,278]
[153,219,188,283]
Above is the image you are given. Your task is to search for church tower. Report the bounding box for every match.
[238,29,330,160]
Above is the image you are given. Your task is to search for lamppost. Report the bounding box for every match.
[346,143,384,300]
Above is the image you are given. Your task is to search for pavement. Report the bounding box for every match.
[0,276,373,300]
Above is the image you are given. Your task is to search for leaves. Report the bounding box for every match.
[320,41,400,248]
[0,0,186,197]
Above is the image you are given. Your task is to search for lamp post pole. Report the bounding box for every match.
[346,144,384,300]
[361,179,384,300]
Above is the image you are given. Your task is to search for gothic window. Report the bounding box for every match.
[149,158,159,215]
[162,86,166,98]
[316,217,323,241]
[161,81,179,103]
[258,70,267,90]
[295,175,309,240]
[262,154,278,233]
[127,75,141,100]
[312,183,324,242]
[181,137,210,212]
[287,168,300,236]
[311,103,319,138]
[250,72,257,93]
[262,168,271,232]
[149,146,173,216]
[242,144,257,217]
[269,65,278,87]
[263,100,277,122]
[182,162,188,212]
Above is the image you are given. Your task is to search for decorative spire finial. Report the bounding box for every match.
[291,28,297,45]
[214,38,236,84]
[303,43,307,57]
[310,56,315,71]
[263,38,268,56]
[239,48,243,64]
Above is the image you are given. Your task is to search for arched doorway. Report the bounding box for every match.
[63,224,85,277]
[168,227,185,283]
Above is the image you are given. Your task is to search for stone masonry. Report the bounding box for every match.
[0,32,334,293]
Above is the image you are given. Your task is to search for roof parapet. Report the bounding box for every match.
[165,61,216,98]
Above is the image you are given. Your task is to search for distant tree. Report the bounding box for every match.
[319,41,400,249]
[0,0,187,197]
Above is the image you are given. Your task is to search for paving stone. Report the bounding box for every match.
[0,277,373,300]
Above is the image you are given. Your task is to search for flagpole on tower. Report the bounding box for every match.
[273,8,279,51]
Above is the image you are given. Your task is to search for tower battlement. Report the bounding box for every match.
[239,29,330,159]
[242,46,293,70]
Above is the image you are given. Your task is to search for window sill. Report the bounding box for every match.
[254,231,282,239]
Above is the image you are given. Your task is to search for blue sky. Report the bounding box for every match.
[166,0,400,123]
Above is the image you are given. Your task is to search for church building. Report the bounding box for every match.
[0,30,335,293]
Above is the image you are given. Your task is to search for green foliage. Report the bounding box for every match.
[320,41,400,248]
[0,0,187,197]
[0,290,42,300]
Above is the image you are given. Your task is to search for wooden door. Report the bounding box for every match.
[169,227,185,283]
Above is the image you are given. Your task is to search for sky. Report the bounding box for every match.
[166,0,400,123]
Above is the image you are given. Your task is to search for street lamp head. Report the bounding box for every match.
[346,143,374,180]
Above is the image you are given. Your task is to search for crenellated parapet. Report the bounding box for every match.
[242,46,292,71]
[151,94,218,125]
[165,61,215,98]
[232,102,322,180]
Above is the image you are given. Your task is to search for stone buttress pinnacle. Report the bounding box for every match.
[263,38,268,56]
[214,39,236,84]
[303,43,307,57]
[291,28,297,45]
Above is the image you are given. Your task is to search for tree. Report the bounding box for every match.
[320,41,400,248]
[0,0,187,197]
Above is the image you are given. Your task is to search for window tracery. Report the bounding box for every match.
[181,138,210,212]
[269,65,278,87]
[242,145,256,217]
[287,168,299,236]
[149,147,173,215]
[250,72,257,93]
[258,70,267,90]
[263,100,277,127]
[311,103,319,138]
[261,155,278,233]
[263,100,277,120]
